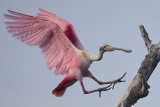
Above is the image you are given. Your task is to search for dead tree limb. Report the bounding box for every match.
[116,25,160,107]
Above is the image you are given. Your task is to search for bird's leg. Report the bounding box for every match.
[92,72,126,89]
[79,79,111,97]
[77,71,111,97]
[85,71,126,89]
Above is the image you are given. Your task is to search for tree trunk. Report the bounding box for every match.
[116,25,160,107]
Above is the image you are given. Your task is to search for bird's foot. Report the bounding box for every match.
[98,84,112,97]
[111,72,127,89]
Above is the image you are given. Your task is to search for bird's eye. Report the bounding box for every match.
[103,46,106,48]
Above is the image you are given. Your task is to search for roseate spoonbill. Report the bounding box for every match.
[4,9,132,97]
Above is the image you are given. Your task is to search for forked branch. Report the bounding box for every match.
[116,25,160,107]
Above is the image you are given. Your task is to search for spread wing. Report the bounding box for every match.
[37,8,85,50]
[4,9,80,75]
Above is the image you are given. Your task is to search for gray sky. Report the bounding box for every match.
[1,0,160,107]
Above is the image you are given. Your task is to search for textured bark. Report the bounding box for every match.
[116,25,160,107]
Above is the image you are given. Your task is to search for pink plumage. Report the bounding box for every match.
[5,9,130,97]
[5,9,83,74]
[5,9,87,97]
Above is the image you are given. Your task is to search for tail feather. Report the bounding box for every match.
[52,86,66,97]
[52,77,77,97]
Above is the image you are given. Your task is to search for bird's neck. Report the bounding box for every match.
[90,50,104,61]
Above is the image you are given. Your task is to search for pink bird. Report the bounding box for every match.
[4,9,132,97]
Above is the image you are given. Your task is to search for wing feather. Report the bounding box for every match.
[5,9,80,75]
[37,8,85,50]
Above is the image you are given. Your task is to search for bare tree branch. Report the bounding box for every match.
[116,25,160,107]
[139,25,152,52]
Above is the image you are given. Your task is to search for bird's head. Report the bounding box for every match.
[100,44,132,53]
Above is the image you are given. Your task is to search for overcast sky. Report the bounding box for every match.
[1,0,160,107]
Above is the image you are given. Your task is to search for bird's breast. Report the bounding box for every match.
[79,51,91,67]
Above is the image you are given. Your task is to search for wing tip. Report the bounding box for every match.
[38,8,54,16]
[4,14,11,19]
[6,9,18,15]
[38,8,43,11]
[4,9,18,19]
[7,9,13,14]
[38,8,47,13]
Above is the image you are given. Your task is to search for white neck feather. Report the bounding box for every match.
[89,50,104,61]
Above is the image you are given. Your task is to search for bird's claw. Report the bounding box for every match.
[98,84,112,97]
[111,72,127,89]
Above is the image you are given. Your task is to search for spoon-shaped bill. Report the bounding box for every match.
[111,47,132,53]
